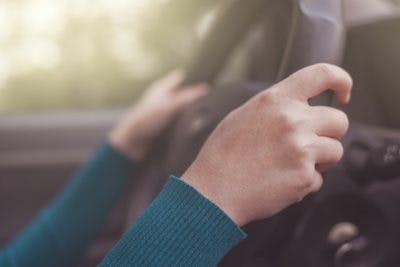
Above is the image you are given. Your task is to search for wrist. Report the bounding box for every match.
[182,163,248,226]
[108,126,148,162]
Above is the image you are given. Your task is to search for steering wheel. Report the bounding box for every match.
[125,0,344,265]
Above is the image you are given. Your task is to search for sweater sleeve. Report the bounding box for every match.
[100,176,247,267]
[0,142,134,267]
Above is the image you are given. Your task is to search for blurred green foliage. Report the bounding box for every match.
[5,0,398,114]
[0,0,218,113]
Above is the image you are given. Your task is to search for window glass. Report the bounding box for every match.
[0,0,218,113]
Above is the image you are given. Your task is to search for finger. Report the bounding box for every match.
[154,69,185,91]
[309,171,323,193]
[279,63,353,104]
[310,106,349,138]
[297,170,324,197]
[172,84,209,111]
[309,136,344,166]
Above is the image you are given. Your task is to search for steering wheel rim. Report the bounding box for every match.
[183,0,345,87]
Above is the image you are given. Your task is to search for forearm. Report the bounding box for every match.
[100,176,246,267]
[0,143,134,267]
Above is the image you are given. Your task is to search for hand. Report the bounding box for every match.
[109,70,209,161]
[182,64,352,226]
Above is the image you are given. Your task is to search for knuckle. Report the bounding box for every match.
[336,110,350,134]
[347,74,354,89]
[277,110,299,134]
[293,144,310,163]
[310,175,323,192]
[296,165,316,190]
[312,63,353,92]
[290,137,312,161]
[323,108,350,137]
[324,140,344,163]
[257,91,278,107]
[333,141,345,161]
[313,63,338,82]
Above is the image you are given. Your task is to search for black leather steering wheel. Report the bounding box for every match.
[125,0,345,265]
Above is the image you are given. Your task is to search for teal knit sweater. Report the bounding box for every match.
[0,143,246,266]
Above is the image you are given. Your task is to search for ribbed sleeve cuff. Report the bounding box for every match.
[101,176,247,266]
[101,142,137,169]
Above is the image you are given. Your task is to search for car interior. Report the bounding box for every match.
[2,0,400,266]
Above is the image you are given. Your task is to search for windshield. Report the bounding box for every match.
[0,0,219,113]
